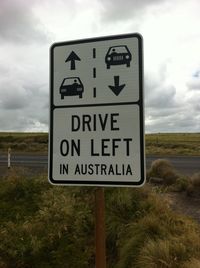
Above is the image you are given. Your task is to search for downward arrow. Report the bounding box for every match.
[65,51,81,70]
[108,76,126,96]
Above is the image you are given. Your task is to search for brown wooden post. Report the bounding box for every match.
[95,187,106,268]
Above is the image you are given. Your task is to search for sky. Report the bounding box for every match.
[0,0,200,133]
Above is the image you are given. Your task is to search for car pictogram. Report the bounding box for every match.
[60,77,84,99]
[105,45,132,69]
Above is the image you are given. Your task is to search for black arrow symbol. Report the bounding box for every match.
[108,76,126,96]
[65,51,81,70]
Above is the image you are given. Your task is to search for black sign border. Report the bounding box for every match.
[49,33,145,187]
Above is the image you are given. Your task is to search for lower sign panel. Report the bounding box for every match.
[49,104,145,186]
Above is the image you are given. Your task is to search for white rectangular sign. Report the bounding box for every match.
[49,33,145,186]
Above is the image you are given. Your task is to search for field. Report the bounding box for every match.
[146,133,200,155]
[1,133,200,267]
[0,132,48,153]
[1,167,200,267]
[0,132,200,155]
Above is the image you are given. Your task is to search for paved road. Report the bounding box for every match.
[0,154,200,175]
[146,155,200,175]
[0,154,48,167]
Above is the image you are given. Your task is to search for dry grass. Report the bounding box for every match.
[182,258,200,268]
[137,238,200,268]
[115,193,200,268]
[147,159,178,185]
[185,172,200,195]
[146,133,200,156]
[1,132,200,155]
[0,132,48,153]
[1,169,200,267]
[191,172,200,187]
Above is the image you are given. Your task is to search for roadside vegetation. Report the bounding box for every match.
[1,133,200,267]
[0,132,48,153]
[0,132,200,155]
[146,133,200,155]
[1,167,200,267]
[147,158,200,194]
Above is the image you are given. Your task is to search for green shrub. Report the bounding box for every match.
[0,170,94,267]
[0,168,48,223]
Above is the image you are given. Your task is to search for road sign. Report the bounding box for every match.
[49,33,145,186]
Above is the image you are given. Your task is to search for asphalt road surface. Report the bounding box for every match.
[0,154,200,175]
[147,155,200,175]
[0,154,48,167]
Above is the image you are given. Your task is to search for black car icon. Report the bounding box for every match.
[60,77,84,99]
[105,45,132,69]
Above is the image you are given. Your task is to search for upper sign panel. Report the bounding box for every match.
[51,33,142,107]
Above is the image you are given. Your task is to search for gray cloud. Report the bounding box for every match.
[0,80,29,110]
[0,31,49,130]
[99,0,168,22]
[0,0,49,44]
[0,83,49,131]
[146,84,177,109]
[144,63,200,133]
[146,114,200,133]
[0,56,49,130]
[0,111,48,132]
[186,91,200,110]
[187,75,200,90]
[0,0,199,133]
[146,88,200,133]
[145,66,178,109]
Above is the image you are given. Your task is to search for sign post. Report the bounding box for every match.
[95,188,106,268]
[49,33,144,267]
[49,33,145,187]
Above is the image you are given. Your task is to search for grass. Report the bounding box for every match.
[0,168,94,267]
[0,131,199,267]
[0,132,48,153]
[146,133,200,156]
[147,159,178,185]
[106,187,200,268]
[147,159,200,194]
[0,132,47,137]
[0,132,200,155]
[1,168,200,267]
[1,132,200,155]
[191,172,200,187]
[185,172,200,195]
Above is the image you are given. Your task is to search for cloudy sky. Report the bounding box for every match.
[0,0,199,133]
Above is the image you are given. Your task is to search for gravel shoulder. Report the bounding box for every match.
[162,191,200,224]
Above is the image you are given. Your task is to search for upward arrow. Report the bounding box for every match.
[65,51,81,70]
[108,76,126,96]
